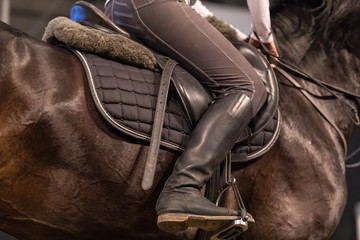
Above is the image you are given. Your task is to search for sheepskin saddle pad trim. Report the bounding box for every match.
[67,47,281,163]
[42,16,157,70]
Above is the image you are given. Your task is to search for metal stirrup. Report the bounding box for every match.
[216,152,249,221]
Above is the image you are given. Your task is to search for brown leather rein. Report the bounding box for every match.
[256,34,360,168]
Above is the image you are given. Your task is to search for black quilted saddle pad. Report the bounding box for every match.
[71,49,281,162]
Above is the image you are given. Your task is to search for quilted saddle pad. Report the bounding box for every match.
[69,48,281,163]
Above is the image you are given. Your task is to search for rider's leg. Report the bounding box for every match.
[105,0,266,113]
[105,0,267,231]
[156,91,253,231]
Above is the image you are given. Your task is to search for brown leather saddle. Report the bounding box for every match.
[52,1,281,163]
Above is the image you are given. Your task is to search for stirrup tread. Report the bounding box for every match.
[210,219,249,240]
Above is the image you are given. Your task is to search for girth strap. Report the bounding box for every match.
[141,58,178,190]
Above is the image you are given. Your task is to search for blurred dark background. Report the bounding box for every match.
[0,0,359,239]
[331,127,360,240]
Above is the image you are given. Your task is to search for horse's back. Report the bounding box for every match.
[0,21,179,240]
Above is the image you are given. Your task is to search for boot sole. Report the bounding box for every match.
[157,213,239,232]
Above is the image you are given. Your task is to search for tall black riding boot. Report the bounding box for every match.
[156,91,254,232]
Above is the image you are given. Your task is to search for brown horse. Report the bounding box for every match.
[0,0,360,239]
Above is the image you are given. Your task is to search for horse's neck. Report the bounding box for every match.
[306,41,359,135]
[275,19,360,141]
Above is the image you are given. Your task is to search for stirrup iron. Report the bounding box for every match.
[212,153,254,239]
[210,218,248,240]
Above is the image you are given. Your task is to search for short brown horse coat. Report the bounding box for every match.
[1,0,360,239]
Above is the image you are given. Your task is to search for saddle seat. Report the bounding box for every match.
[43,1,281,163]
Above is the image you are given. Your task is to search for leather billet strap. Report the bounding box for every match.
[141,58,178,190]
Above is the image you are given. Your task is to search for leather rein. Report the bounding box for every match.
[256,34,360,168]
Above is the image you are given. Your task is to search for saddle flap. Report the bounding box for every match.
[170,67,214,126]
[169,41,279,138]
[155,53,214,127]
[235,41,279,136]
